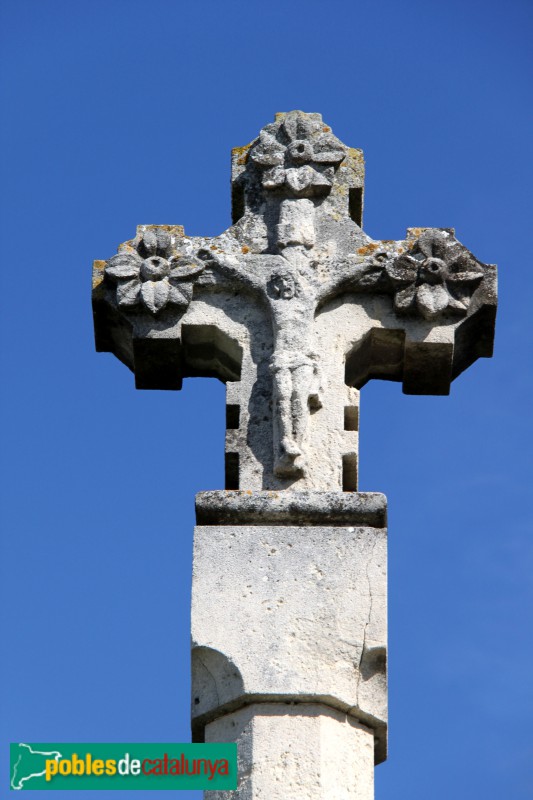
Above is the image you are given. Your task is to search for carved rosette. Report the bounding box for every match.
[249,111,346,197]
[364,229,484,321]
[104,228,205,315]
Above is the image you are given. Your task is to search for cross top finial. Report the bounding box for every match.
[231,111,365,230]
[249,111,346,197]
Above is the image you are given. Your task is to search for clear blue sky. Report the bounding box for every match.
[1,0,532,797]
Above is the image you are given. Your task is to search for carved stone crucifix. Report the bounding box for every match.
[93,111,495,493]
[92,111,496,799]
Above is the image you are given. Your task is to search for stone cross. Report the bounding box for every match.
[93,112,497,799]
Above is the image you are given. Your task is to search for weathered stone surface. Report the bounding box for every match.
[191,521,387,763]
[195,490,387,527]
[205,704,374,800]
[93,111,497,492]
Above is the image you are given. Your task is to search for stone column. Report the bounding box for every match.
[191,491,387,799]
[205,705,374,800]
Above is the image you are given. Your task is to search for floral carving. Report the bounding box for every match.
[386,229,484,320]
[250,111,346,197]
[105,229,204,315]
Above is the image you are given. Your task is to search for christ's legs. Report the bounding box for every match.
[273,364,309,477]
[291,362,317,464]
[273,365,300,477]
[273,361,323,478]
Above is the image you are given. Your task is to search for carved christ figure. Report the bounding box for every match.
[267,266,323,476]
[207,244,325,477]
[206,232,388,479]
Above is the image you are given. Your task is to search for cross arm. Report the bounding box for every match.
[318,227,496,395]
[197,249,282,297]
[92,224,258,391]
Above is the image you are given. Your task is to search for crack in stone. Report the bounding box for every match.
[196,653,221,706]
[355,537,378,707]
